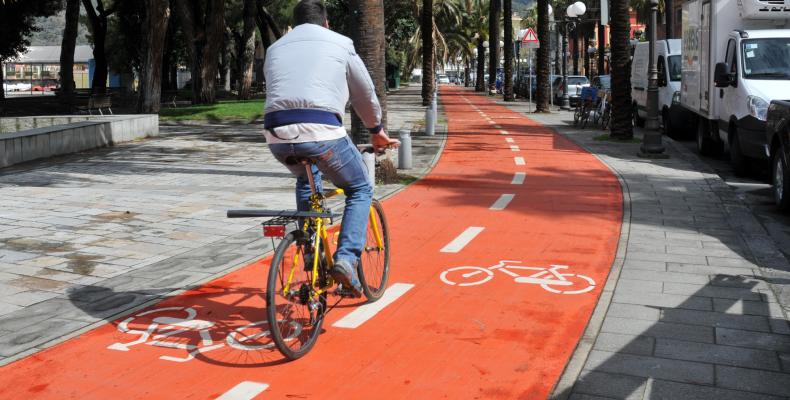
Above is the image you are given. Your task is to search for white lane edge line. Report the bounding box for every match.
[514,157,525,165]
[511,172,526,185]
[439,226,485,253]
[216,381,269,400]
[333,283,415,329]
[490,194,516,211]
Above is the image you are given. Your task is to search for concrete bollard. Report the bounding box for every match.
[362,151,375,188]
[425,107,436,136]
[398,129,412,169]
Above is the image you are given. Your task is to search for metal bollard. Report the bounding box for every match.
[425,106,435,136]
[398,129,412,169]
[362,151,375,188]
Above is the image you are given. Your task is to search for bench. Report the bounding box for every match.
[74,94,113,116]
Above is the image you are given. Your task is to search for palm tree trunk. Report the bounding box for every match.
[609,0,634,139]
[138,0,170,113]
[475,40,485,92]
[238,0,256,100]
[535,0,550,112]
[597,24,605,75]
[350,0,387,144]
[59,0,79,97]
[488,0,500,93]
[503,0,514,101]
[464,57,471,88]
[421,0,434,106]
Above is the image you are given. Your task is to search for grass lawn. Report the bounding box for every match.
[159,99,265,122]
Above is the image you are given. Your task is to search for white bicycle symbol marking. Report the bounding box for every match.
[107,306,302,362]
[439,260,596,294]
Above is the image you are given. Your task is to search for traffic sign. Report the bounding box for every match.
[522,27,539,48]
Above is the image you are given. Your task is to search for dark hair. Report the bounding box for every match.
[293,0,327,26]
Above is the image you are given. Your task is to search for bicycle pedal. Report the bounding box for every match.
[334,285,360,298]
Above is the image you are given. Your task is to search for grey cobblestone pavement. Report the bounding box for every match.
[494,97,790,399]
[0,84,444,364]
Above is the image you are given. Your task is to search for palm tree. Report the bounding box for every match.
[535,0,550,111]
[503,0,514,101]
[488,0,500,93]
[421,0,434,105]
[609,0,634,139]
[350,0,388,143]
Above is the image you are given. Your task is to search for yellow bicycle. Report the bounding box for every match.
[227,145,390,360]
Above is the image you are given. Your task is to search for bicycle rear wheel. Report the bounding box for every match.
[266,231,325,360]
[358,199,390,301]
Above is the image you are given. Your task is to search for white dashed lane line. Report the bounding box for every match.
[216,382,269,400]
[511,172,526,185]
[332,283,415,329]
[515,157,525,165]
[510,145,520,152]
[490,194,515,211]
[440,226,485,253]
[505,138,514,143]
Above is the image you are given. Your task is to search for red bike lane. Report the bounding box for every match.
[0,86,622,399]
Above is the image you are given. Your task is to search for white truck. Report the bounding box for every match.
[631,39,687,137]
[680,0,790,175]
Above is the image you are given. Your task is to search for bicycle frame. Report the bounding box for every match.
[490,261,574,286]
[282,163,385,300]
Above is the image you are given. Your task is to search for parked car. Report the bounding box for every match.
[553,75,590,106]
[767,100,790,210]
[437,75,450,84]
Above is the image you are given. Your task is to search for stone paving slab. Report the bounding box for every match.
[491,96,790,399]
[0,84,444,364]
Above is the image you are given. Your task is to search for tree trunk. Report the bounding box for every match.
[238,0,256,99]
[503,0,514,101]
[572,28,579,75]
[475,41,485,92]
[609,0,633,139]
[535,0,550,112]
[350,0,387,144]
[488,0,500,93]
[59,0,79,97]
[256,0,282,39]
[464,58,470,88]
[138,0,170,113]
[583,33,590,78]
[597,24,605,76]
[0,70,5,101]
[81,0,112,93]
[174,0,224,104]
[421,0,434,106]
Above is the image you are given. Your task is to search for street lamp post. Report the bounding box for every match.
[560,1,586,111]
[639,0,668,157]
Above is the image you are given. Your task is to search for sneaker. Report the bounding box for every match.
[330,259,362,298]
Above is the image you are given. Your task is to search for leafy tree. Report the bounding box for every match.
[173,0,226,104]
[0,0,62,100]
[138,0,171,113]
[60,0,81,97]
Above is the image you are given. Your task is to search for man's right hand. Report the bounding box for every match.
[371,130,400,152]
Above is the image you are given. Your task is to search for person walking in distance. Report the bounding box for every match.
[263,0,398,297]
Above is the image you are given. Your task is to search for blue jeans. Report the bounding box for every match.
[269,136,372,266]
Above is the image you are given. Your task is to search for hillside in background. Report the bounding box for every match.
[28,10,90,47]
[515,0,536,12]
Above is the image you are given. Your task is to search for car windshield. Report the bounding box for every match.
[595,76,611,89]
[667,55,682,81]
[741,38,790,80]
[568,77,588,85]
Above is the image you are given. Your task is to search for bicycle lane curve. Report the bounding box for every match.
[0,86,622,399]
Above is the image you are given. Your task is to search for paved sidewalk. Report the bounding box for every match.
[493,96,790,399]
[0,84,444,365]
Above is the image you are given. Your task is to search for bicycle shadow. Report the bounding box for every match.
[552,275,790,399]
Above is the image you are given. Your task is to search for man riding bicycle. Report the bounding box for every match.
[263,0,398,297]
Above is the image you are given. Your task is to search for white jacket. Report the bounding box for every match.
[264,24,382,131]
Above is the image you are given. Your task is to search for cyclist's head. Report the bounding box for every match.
[294,0,328,28]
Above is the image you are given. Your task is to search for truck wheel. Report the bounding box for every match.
[697,119,715,156]
[633,103,645,128]
[773,149,790,211]
[662,109,672,138]
[729,128,749,177]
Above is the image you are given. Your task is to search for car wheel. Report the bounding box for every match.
[729,127,749,177]
[697,119,715,156]
[633,103,645,128]
[773,147,790,211]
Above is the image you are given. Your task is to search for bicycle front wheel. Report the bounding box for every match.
[267,232,325,360]
[359,199,390,301]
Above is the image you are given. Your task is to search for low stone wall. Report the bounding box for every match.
[0,115,158,168]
